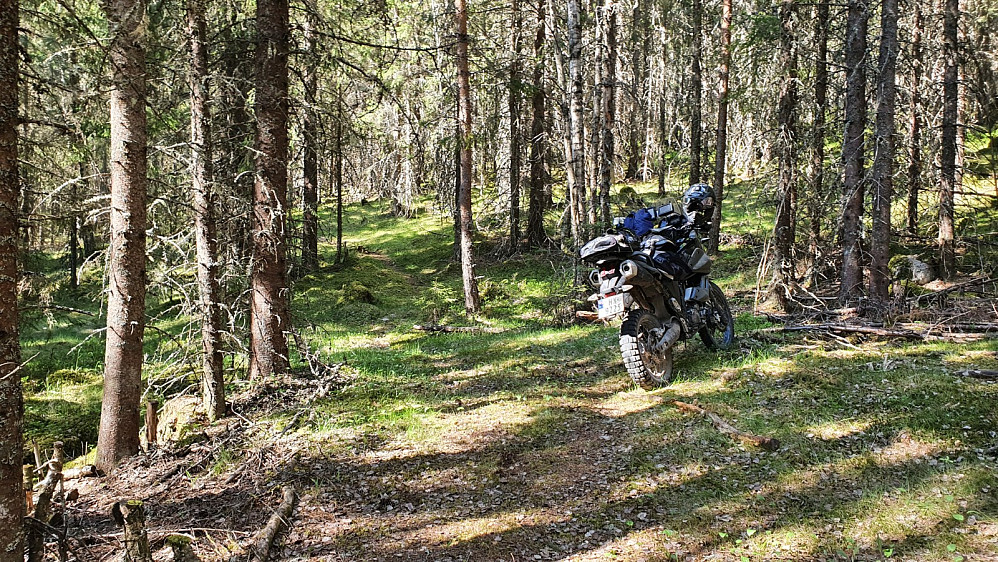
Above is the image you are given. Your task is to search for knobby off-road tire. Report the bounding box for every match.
[620,309,673,390]
[699,281,735,350]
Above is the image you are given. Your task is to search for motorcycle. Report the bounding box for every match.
[579,188,735,389]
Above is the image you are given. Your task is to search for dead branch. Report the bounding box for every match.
[21,304,97,316]
[673,401,781,451]
[955,370,998,380]
[413,324,506,333]
[232,486,297,562]
[62,464,97,481]
[754,323,923,340]
[914,277,996,305]
[290,328,344,379]
[904,322,998,333]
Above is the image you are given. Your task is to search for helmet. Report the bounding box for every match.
[682,183,715,227]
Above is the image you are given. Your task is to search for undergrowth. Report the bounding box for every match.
[20,174,998,561]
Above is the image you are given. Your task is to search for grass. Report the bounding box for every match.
[20,175,998,560]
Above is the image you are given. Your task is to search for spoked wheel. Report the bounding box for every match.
[620,309,674,390]
[699,281,735,350]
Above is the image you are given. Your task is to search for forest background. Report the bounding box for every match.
[1,0,997,559]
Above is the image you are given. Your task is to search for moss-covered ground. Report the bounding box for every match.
[22,176,998,561]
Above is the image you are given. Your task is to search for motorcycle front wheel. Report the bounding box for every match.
[620,309,674,390]
[699,281,735,350]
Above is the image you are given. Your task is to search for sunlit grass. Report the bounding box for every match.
[19,175,998,561]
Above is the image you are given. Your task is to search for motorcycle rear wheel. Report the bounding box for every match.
[620,309,674,390]
[699,281,735,350]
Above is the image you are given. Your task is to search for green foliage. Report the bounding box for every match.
[17,173,998,560]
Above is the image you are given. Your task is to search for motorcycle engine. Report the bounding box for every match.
[687,306,702,331]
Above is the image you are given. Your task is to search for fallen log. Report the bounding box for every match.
[240,486,297,562]
[904,322,998,333]
[62,464,98,481]
[956,370,998,381]
[914,277,996,305]
[413,324,505,334]
[673,401,781,452]
[752,323,922,340]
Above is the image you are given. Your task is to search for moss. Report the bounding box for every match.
[342,281,376,304]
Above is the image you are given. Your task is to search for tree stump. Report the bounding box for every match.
[166,534,201,562]
[27,441,65,562]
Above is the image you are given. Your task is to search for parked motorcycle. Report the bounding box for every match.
[579,184,735,389]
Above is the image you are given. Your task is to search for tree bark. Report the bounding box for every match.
[689,0,704,185]
[772,0,798,311]
[839,0,869,303]
[187,0,226,422]
[455,0,481,314]
[508,0,523,249]
[709,0,732,253]
[566,0,587,245]
[868,0,899,303]
[939,0,959,279]
[249,0,292,379]
[301,0,320,272]
[97,0,149,472]
[906,4,923,235]
[526,0,547,248]
[597,0,617,226]
[0,0,24,554]
[807,1,830,261]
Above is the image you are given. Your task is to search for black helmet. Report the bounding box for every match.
[682,183,715,227]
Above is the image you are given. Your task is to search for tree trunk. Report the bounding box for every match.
[0,0,23,554]
[868,0,899,303]
[70,170,80,289]
[508,0,523,249]
[709,0,732,253]
[249,0,292,379]
[597,0,617,226]
[566,0,587,245]
[301,0,319,271]
[906,3,923,234]
[689,0,704,185]
[335,118,344,264]
[455,0,481,314]
[839,0,869,304]
[939,0,958,279]
[97,0,149,472]
[772,0,798,311]
[526,0,547,248]
[807,1,830,261]
[453,120,461,262]
[187,0,225,421]
[658,90,667,196]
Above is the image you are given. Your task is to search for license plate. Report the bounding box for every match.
[597,294,625,319]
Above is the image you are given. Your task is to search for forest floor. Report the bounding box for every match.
[25,180,998,561]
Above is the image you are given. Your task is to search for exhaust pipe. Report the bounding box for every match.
[654,319,683,352]
[619,260,657,288]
